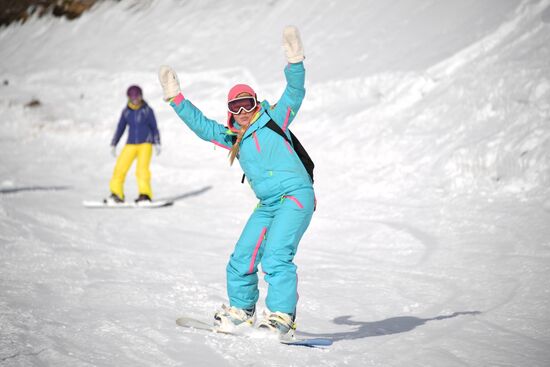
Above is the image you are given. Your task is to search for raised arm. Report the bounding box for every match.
[270,26,306,131]
[158,65,233,150]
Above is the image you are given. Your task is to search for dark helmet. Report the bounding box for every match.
[126,85,143,98]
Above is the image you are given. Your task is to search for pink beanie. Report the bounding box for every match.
[227,84,257,132]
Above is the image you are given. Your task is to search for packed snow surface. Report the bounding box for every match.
[1,0,550,366]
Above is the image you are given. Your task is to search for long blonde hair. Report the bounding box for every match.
[228,124,249,166]
[228,92,258,166]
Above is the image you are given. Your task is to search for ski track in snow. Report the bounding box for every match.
[1,0,550,366]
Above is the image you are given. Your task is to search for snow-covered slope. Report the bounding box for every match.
[1,0,550,366]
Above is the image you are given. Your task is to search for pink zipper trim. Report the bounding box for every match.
[248,227,267,274]
[253,132,260,152]
[211,140,231,150]
[284,195,304,209]
[283,139,293,153]
[282,107,291,132]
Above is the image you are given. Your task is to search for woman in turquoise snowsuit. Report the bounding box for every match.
[159,26,311,337]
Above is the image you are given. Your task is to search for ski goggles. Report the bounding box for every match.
[227,96,257,114]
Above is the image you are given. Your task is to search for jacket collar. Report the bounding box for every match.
[127,101,148,111]
[240,101,271,140]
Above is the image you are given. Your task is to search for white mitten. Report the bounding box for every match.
[282,25,304,63]
[158,65,181,101]
[111,145,116,157]
[154,144,161,156]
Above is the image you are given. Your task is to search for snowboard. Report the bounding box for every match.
[175,316,332,348]
[82,199,173,208]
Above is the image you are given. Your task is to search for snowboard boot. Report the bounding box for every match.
[257,311,296,339]
[213,304,256,333]
[104,193,124,204]
[135,194,152,203]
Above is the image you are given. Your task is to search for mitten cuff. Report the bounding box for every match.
[172,93,185,106]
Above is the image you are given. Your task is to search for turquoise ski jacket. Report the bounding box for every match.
[170,62,311,204]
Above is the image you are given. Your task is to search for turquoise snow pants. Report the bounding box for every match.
[227,187,314,315]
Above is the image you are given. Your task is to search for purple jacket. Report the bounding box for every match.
[111,102,160,146]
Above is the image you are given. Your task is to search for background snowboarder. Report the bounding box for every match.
[108,85,161,203]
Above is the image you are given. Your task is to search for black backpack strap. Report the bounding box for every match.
[266,119,314,183]
[266,119,292,145]
[238,120,315,184]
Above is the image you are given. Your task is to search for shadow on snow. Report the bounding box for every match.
[298,311,481,342]
[0,185,72,194]
[157,185,212,203]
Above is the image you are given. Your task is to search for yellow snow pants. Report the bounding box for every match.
[109,143,153,199]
